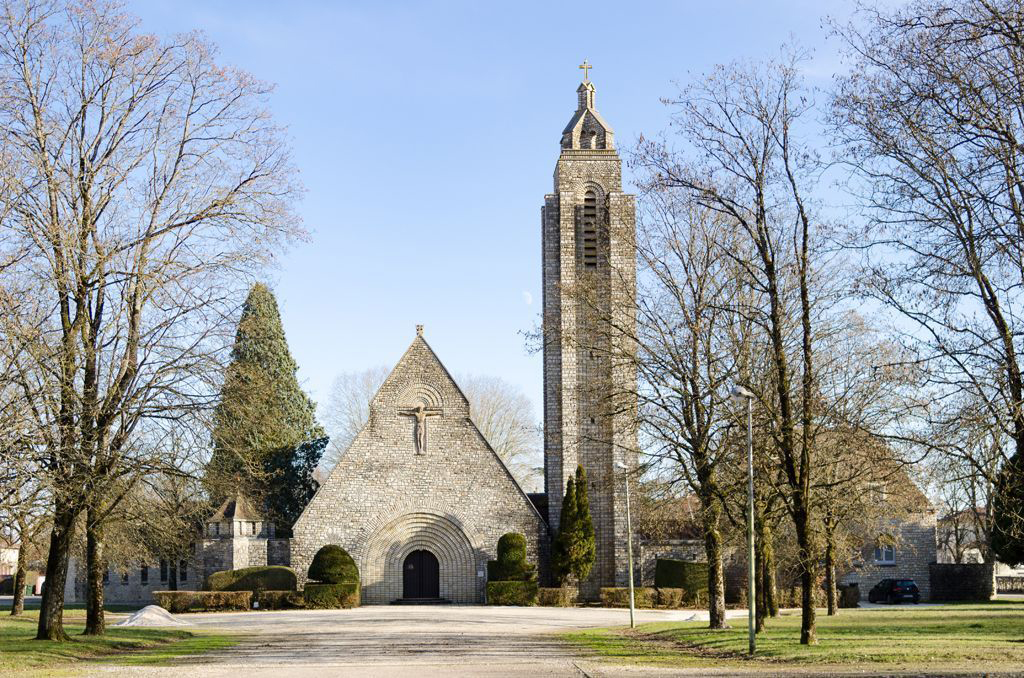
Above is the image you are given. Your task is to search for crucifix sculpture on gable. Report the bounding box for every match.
[399,403,441,454]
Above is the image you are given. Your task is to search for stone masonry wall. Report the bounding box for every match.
[840,510,937,600]
[291,335,548,604]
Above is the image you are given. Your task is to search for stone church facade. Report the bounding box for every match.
[290,329,549,603]
[65,73,636,606]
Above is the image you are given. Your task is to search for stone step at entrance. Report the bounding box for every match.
[390,597,452,605]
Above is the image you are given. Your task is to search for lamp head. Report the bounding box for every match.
[730,385,755,400]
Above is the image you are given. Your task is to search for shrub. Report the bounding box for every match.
[656,587,684,609]
[777,584,824,608]
[486,532,536,582]
[599,586,656,608]
[205,566,297,592]
[537,587,576,607]
[307,544,359,584]
[654,559,708,604]
[303,582,360,609]
[153,590,252,613]
[487,580,538,606]
[837,583,860,608]
[254,590,305,610]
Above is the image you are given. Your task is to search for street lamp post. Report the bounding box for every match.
[730,384,756,656]
[615,460,636,629]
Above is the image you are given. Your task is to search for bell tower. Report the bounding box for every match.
[542,65,637,593]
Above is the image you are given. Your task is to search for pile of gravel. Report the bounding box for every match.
[114,605,193,627]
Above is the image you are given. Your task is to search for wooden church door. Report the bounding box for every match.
[402,549,440,599]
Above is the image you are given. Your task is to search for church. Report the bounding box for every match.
[65,70,638,605]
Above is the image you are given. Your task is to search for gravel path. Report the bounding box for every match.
[92,605,748,677]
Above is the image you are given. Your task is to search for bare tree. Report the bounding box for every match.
[0,0,302,640]
[614,182,742,629]
[320,366,390,469]
[636,48,832,644]
[832,0,1024,554]
[322,367,542,490]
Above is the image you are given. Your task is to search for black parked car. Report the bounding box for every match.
[867,578,920,604]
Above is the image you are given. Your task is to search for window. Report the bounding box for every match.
[874,545,895,565]
[180,560,188,582]
[121,571,129,585]
[160,559,168,582]
[140,566,148,584]
[102,569,109,585]
[214,523,220,537]
[580,190,599,268]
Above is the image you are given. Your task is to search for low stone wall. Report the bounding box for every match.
[929,562,994,601]
[996,575,1024,594]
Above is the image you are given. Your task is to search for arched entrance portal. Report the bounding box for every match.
[402,549,440,599]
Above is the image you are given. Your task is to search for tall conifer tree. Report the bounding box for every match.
[206,284,325,532]
[570,464,596,583]
[552,476,577,585]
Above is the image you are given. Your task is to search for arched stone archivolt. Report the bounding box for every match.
[361,512,479,604]
[396,381,444,410]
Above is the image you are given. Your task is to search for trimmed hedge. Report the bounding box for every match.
[599,586,657,608]
[657,587,684,609]
[254,590,305,610]
[153,590,252,613]
[487,580,538,606]
[308,545,360,584]
[487,532,536,582]
[304,582,360,609]
[205,565,297,592]
[654,559,708,604]
[538,587,576,607]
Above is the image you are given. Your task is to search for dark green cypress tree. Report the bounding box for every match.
[570,464,596,583]
[552,476,578,585]
[206,284,325,532]
[992,451,1024,567]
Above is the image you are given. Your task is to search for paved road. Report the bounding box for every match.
[95,605,748,677]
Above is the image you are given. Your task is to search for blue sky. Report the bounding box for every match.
[128,0,856,418]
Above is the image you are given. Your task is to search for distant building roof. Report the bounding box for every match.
[209,494,261,523]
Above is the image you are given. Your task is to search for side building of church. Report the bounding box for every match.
[64,74,637,606]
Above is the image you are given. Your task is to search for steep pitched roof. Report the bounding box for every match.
[209,493,261,522]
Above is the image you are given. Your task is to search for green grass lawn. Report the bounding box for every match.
[566,602,1024,672]
[0,607,237,674]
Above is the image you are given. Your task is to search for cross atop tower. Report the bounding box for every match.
[578,59,592,83]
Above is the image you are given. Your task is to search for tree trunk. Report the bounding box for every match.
[83,506,105,636]
[754,513,768,632]
[763,521,778,617]
[824,533,837,616]
[702,501,728,629]
[169,563,178,592]
[795,509,818,644]
[35,506,77,641]
[10,544,27,616]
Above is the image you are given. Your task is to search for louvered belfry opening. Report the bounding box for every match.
[581,190,599,268]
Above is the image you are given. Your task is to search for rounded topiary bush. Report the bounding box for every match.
[308,544,359,584]
[486,532,536,582]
